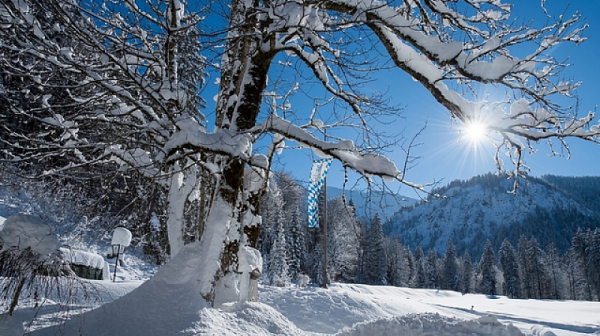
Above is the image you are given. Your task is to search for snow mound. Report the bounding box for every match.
[0,213,59,258]
[337,313,524,336]
[59,247,106,269]
[182,302,306,335]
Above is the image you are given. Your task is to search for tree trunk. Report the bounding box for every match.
[166,163,197,257]
[206,0,275,307]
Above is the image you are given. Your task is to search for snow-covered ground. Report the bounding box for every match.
[2,267,599,335]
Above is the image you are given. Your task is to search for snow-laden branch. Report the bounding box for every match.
[254,114,427,190]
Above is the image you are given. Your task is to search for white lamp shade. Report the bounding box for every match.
[111,227,132,247]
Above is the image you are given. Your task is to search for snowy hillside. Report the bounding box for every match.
[326,186,418,220]
[387,174,600,257]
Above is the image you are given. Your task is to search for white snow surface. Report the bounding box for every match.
[6,275,598,336]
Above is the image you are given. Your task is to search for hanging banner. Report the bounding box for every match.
[307,158,333,228]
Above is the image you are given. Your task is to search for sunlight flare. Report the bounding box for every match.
[463,120,488,146]
[464,121,487,142]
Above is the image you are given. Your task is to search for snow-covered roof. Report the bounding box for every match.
[59,247,106,269]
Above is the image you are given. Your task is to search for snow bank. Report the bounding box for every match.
[336,314,524,336]
[0,215,5,230]
[0,213,59,258]
[182,302,306,335]
[59,247,106,269]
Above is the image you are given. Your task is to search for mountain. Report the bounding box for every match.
[386,173,600,258]
[326,186,418,220]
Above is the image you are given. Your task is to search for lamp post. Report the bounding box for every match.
[111,244,122,282]
[110,227,132,282]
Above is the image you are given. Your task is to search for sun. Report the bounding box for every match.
[463,121,488,145]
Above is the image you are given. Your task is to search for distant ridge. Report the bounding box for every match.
[326,186,418,220]
[386,173,600,258]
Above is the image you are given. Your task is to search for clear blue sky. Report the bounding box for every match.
[201,1,600,195]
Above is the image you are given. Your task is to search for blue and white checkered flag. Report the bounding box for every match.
[308,158,333,228]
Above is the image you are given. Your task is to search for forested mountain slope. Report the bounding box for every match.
[326,186,418,220]
[387,173,600,258]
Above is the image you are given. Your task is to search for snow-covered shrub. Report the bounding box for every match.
[296,273,310,288]
[0,214,69,315]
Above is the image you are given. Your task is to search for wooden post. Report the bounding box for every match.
[321,131,328,289]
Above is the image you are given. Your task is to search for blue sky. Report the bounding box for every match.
[260,0,600,195]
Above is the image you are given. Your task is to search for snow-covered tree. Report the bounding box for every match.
[2,0,600,310]
[542,242,564,299]
[362,213,387,285]
[412,246,427,289]
[425,248,439,289]
[258,179,283,262]
[442,239,459,291]
[563,246,588,300]
[268,221,290,287]
[460,252,474,294]
[499,238,521,298]
[587,229,600,300]
[327,197,360,283]
[572,228,600,301]
[479,240,497,295]
[386,236,410,287]
[285,204,306,279]
[518,236,547,299]
[275,173,307,279]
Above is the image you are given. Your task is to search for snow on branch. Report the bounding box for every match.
[256,115,433,189]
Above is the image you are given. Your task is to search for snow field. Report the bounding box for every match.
[2,269,600,335]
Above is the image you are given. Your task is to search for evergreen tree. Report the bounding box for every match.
[268,221,290,287]
[413,246,426,288]
[526,237,545,299]
[588,229,600,300]
[386,236,409,287]
[572,228,593,300]
[327,197,360,282]
[543,242,563,299]
[362,213,387,285]
[276,173,307,279]
[564,246,589,300]
[479,240,497,295]
[499,238,521,298]
[286,204,306,280]
[517,235,533,299]
[460,252,474,294]
[405,247,416,287]
[442,239,459,291]
[425,248,439,289]
[258,180,286,267]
